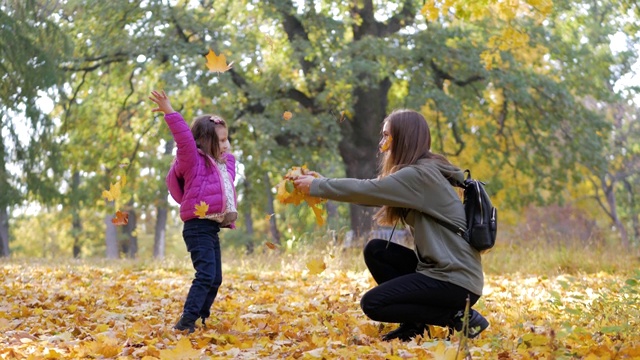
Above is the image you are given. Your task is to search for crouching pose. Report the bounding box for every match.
[294,109,489,341]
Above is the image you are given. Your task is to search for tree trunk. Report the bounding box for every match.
[604,182,630,249]
[338,78,391,239]
[72,210,82,258]
[71,171,82,258]
[123,200,138,259]
[105,206,119,259]
[0,132,10,257]
[264,173,281,244]
[243,180,255,254]
[153,138,174,259]
[0,206,9,257]
[154,206,167,259]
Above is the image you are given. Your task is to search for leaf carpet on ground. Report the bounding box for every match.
[1,261,639,359]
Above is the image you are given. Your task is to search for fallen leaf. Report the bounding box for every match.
[159,337,201,360]
[111,211,129,226]
[194,201,209,218]
[265,242,277,250]
[283,111,293,121]
[205,49,233,74]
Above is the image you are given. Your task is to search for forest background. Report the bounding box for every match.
[1,0,639,259]
[2,0,640,359]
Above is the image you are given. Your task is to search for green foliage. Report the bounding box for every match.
[1,0,639,257]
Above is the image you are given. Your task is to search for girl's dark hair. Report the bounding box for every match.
[191,114,227,166]
[374,109,453,226]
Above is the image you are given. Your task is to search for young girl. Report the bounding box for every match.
[294,109,488,341]
[149,90,237,333]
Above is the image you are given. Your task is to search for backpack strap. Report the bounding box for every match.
[432,217,467,239]
[433,168,470,239]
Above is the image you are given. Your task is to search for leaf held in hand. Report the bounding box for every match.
[276,166,327,225]
[194,201,209,218]
[205,49,233,74]
[285,180,295,193]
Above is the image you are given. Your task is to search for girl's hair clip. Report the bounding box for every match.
[209,116,223,124]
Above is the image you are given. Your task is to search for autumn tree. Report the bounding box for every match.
[0,0,70,257]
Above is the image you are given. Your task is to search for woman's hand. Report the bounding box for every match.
[293,175,316,195]
[149,90,176,114]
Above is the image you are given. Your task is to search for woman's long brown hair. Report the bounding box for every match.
[191,114,227,166]
[373,109,452,226]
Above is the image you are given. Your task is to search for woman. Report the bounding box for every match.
[294,109,488,341]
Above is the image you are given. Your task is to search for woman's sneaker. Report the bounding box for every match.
[450,309,489,338]
[173,316,196,333]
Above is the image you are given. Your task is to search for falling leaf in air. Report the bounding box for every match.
[194,201,209,218]
[265,213,275,222]
[283,111,293,121]
[205,49,233,74]
[111,211,129,226]
[265,242,277,250]
[102,182,121,202]
[159,337,201,360]
[306,259,326,275]
[380,135,393,152]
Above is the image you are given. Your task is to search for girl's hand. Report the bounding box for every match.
[293,175,315,195]
[149,90,176,114]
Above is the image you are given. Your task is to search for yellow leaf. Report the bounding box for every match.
[430,341,463,360]
[159,337,201,360]
[95,324,110,333]
[420,2,440,22]
[283,111,293,120]
[205,49,233,74]
[306,259,326,275]
[89,335,121,358]
[194,201,209,218]
[119,173,127,188]
[380,135,393,152]
[102,182,121,202]
[276,166,327,225]
[310,205,325,226]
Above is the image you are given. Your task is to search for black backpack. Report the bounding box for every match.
[435,170,498,252]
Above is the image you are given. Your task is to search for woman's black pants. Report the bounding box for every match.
[360,239,480,327]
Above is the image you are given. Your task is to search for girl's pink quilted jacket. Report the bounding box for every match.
[164,112,236,228]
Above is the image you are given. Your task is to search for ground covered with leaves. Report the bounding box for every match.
[1,254,639,359]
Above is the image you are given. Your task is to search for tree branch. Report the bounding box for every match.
[430,59,484,88]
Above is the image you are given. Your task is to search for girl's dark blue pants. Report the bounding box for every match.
[181,218,222,323]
